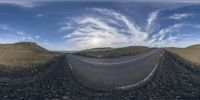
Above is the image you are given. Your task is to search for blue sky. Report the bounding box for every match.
[0,0,200,50]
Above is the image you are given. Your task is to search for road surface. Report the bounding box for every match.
[67,49,163,90]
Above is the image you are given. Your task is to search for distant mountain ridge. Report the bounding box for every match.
[84,47,114,51]
[77,46,154,58]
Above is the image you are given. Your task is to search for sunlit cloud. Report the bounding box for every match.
[0,1,199,50]
[60,8,150,50]
[59,7,199,50]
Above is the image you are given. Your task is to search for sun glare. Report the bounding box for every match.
[91,38,100,45]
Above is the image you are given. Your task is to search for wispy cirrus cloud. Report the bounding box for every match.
[36,14,45,17]
[59,8,198,50]
[1,0,199,8]
[168,13,193,20]
[0,0,58,8]
[0,0,36,8]
[146,10,159,31]
[0,24,50,46]
[149,24,185,46]
[0,24,12,30]
[116,0,200,3]
[60,8,149,50]
[0,24,36,43]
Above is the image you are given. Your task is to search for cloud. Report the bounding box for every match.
[0,1,36,8]
[60,8,149,50]
[36,14,44,17]
[148,24,186,46]
[146,10,159,31]
[0,24,38,42]
[60,8,197,50]
[0,24,12,30]
[183,24,200,29]
[0,24,49,46]
[0,0,200,8]
[168,13,193,20]
[104,0,200,3]
[1,0,199,8]
[0,0,62,8]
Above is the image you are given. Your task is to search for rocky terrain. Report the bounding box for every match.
[0,43,200,100]
[0,50,200,99]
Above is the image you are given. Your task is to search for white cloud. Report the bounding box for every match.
[0,0,200,8]
[0,0,62,8]
[60,8,149,50]
[36,14,44,17]
[58,8,199,50]
[0,0,36,8]
[60,8,196,50]
[15,31,35,41]
[147,10,159,31]
[0,24,49,46]
[183,24,200,29]
[94,8,148,41]
[0,24,12,30]
[168,13,193,20]
[149,24,185,47]
[41,40,50,45]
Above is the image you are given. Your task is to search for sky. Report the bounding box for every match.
[0,0,200,50]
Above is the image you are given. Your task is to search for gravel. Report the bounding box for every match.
[0,50,200,100]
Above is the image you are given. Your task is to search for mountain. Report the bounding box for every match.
[84,47,114,51]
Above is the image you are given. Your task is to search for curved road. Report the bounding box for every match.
[67,49,163,90]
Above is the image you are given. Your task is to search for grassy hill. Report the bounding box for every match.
[0,42,59,70]
[166,44,200,65]
[77,46,154,58]
[186,44,200,49]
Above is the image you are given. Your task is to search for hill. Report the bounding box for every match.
[186,44,200,49]
[77,46,154,58]
[166,44,200,65]
[0,42,48,52]
[0,42,59,70]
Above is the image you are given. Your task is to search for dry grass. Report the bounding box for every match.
[77,46,154,58]
[0,42,59,70]
[166,47,200,65]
